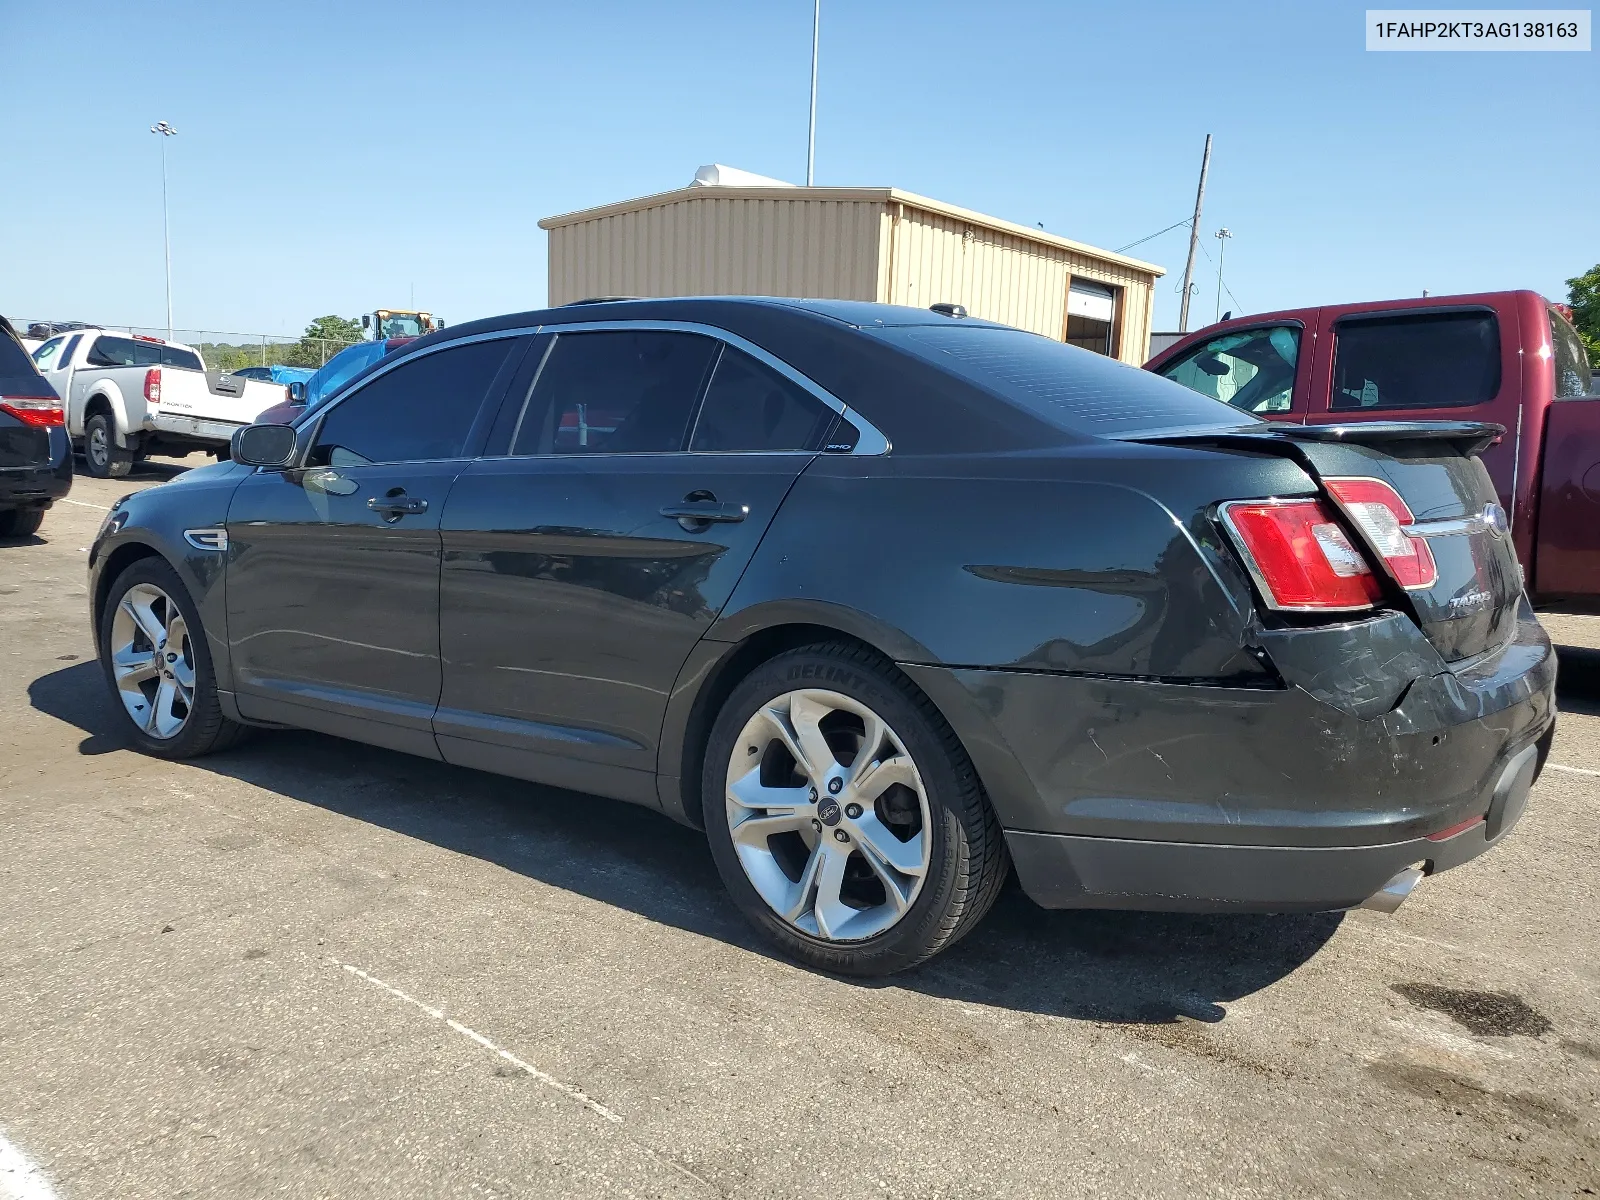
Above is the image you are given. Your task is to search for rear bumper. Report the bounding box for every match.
[1006,732,1547,912]
[903,603,1556,913]
[0,426,73,507]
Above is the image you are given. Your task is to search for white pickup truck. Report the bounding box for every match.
[28,329,288,477]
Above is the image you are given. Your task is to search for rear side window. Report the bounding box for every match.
[310,338,517,466]
[1331,311,1500,411]
[883,325,1252,437]
[689,346,835,452]
[509,330,718,455]
[1550,307,1594,399]
[1159,325,1300,414]
[2,327,52,394]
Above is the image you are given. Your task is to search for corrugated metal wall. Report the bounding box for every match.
[882,203,1154,364]
[546,195,884,306]
[544,190,1158,364]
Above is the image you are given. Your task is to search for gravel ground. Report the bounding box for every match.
[1,459,1596,1199]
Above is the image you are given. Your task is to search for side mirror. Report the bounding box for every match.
[435,319,446,330]
[232,423,299,468]
[288,380,306,404]
[361,314,371,330]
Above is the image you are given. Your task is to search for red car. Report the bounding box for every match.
[1147,290,1597,609]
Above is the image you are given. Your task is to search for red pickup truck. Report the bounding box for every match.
[1146,290,1598,609]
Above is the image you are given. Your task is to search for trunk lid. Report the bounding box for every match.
[1138,421,1522,663]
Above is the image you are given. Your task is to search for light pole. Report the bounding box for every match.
[150,121,177,340]
[1214,227,1233,323]
[806,0,819,185]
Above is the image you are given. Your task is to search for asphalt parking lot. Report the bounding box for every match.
[1,459,1597,1199]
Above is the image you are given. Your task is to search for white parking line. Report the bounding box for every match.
[1546,762,1600,778]
[335,961,622,1123]
[56,498,109,511]
[0,1130,58,1200]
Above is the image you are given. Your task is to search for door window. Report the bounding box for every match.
[57,334,83,368]
[509,330,717,456]
[309,338,517,467]
[1331,311,1500,411]
[1550,306,1594,399]
[1160,325,1300,414]
[689,346,835,452]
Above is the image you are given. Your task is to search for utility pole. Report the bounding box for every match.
[1214,227,1233,322]
[1177,134,1211,334]
[806,0,820,185]
[150,121,178,340]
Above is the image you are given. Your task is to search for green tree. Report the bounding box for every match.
[1566,263,1600,367]
[283,314,365,367]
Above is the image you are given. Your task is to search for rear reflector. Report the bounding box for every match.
[1426,816,1485,842]
[1220,498,1382,612]
[1324,477,1439,591]
[144,367,162,404]
[0,394,65,428]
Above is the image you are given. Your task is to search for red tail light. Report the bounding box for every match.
[1220,498,1382,612]
[144,367,162,404]
[1324,477,1439,591]
[0,394,65,428]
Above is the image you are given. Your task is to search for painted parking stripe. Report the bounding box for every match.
[334,961,622,1123]
[0,1130,58,1200]
[56,498,109,511]
[1546,762,1600,777]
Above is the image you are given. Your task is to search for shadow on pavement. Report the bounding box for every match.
[30,659,1339,1024]
[1554,644,1600,717]
[71,457,192,484]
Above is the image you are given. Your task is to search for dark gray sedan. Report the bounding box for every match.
[87,298,1554,975]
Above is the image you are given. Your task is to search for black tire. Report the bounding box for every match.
[702,642,1008,976]
[83,412,133,478]
[98,556,248,759]
[0,507,44,538]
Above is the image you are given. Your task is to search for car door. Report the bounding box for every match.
[225,334,529,755]
[436,326,840,806]
[1153,323,1309,421]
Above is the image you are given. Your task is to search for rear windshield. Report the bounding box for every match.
[879,325,1254,437]
[86,335,204,371]
[1,325,54,396]
[1550,307,1594,399]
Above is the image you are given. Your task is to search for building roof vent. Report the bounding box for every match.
[691,164,798,189]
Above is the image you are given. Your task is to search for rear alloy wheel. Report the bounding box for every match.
[84,412,132,478]
[703,644,1008,975]
[99,558,246,758]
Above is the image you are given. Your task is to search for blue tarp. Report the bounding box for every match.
[269,365,316,384]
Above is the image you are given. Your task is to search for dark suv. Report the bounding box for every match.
[0,315,71,537]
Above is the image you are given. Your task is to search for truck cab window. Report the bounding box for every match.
[1332,311,1500,411]
[1160,326,1299,414]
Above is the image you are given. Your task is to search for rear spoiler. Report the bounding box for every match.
[1128,419,1504,458]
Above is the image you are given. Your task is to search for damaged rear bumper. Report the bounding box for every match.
[902,603,1556,913]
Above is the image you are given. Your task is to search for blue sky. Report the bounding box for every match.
[2,0,1594,342]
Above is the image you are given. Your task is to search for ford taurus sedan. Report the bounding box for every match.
[87,297,1555,976]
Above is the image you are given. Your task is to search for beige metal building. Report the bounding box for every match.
[538,179,1165,365]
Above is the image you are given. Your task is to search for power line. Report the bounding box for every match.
[1115,217,1192,254]
[1193,235,1246,316]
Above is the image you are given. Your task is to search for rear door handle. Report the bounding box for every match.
[659,500,749,525]
[367,495,429,517]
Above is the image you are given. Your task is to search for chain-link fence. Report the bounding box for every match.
[17,320,363,371]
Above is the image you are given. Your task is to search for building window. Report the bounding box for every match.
[1065,280,1117,356]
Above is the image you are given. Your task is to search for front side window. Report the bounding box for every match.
[1550,306,1594,399]
[689,347,835,452]
[309,338,516,467]
[58,334,84,368]
[1160,325,1300,414]
[509,330,718,456]
[1331,311,1501,411]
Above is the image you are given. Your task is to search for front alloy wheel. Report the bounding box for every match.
[727,688,932,942]
[109,582,196,739]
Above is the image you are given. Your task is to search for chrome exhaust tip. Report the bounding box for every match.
[1360,865,1425,914]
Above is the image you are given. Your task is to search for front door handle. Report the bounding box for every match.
[367,494,429,518]
[660,499,749,528]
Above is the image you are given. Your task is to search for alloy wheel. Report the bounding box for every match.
[88,423,107,468]
[725,688,932,942]
[109,583,195,740]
